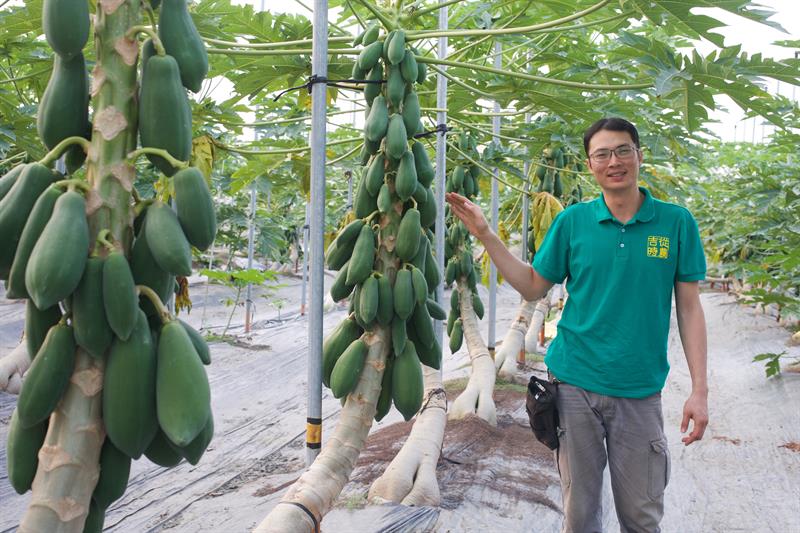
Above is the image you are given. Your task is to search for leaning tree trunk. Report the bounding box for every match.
[368,365,447,505]
[20,2,140,530]
[494,299,537,380]
[0,341,29,394]
[254,330,389,532]
[449,282,497,426]
[524,294,554,354]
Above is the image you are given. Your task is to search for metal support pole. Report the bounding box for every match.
[244,184,256,333]
[521,113,531,264]
[306,0,327,465]
[488,41,501,351]
[300,202,310,316]
[433,0,448,347]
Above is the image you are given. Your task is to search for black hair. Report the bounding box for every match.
[583,117,640,155]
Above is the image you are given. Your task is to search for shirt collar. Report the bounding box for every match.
[593,187,655,224]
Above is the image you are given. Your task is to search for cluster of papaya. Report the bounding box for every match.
[322,24,443,423]
[443,132,484,353]
[3,2,215,529]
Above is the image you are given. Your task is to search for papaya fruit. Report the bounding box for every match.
[365,96,389,143]
[42,0,89,59]
[175,411,214,465]
[392,268,415,321]
[357,274,379,326]
[411,142,434,188]
[357,40,383,72]
[73,257,113,359]
[157,320,211,447]
[326,239,351,272]
[411,327,441,370]
[446,309,456,337]
[419,187,436,228]
[423,241,440,291]
[0,163,58,278]
[6,184,63,299]
[416,57,427,84]
[376,274,394,326]
[400,51,418,84]
[158,0,209,92]
[396,208,421,261]
[391,340,423,420]
[139,54,192,176]
[144,428,183,467]
[179,319,211,365]
[330,338,368,399]
[365,153,386,196]
[322,315,362,388]
[387,30,406,65]
[412,181,428,207]
[364,66,384,106]
[377,183,392,214]
[382,31,395,60]
[145,201,193,276]
[449,318,463,352]
[450,290,460,313]
[26,190,89,310]
[395,151,417,202]
[410,235,427,273]
[362,24,380,46]
[173,166,216,251]
[353,168,377,219]
[345,224,376,286]
[84,499,105,533]
[24,300,62,361]
[17,323,75,427]
[411,266,427,305]
[103,310,158,459]
[351,61,367,81]
[6,409,48,494]
[92,439,131,510]
[386,66,405,108]
[37,52,89,161]
[553,172,563,198]
[401,92,420,137]
[374,353,393,422]
[364,136,381,156]
[411,300,435,348]
[426,298,447,321]
[330,260,356,302]
[445,259,458,285]
[130,217,174,316]
[472,293,484,320]
[391,316,407,356]
[0,164,24,202]
[385,114,408,160]
[103,251,139,341]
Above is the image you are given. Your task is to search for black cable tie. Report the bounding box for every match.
[278,501,320,533]
[413,123,450,139]
[273,75,384,101]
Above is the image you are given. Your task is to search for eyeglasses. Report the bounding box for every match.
[589,144,638,163]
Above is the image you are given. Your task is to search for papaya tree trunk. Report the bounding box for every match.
[254,329,390,532]
[20,2,141,531]
[368,365,446,505]
[0,341,29,394]
[495,299,536,380]
[524,292,554,354]
[449,282,496,425]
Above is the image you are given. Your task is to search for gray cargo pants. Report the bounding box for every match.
[555,383,670,533]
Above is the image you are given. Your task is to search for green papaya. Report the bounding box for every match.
[445,259,458,285]
[426,298,447,321]
[351,61,366,81]
[385,114,408,160]
[391,341,423,421]
[401,92,420,136]
[396,208,421,261]
[130,218,174,316]
[364,66,384,106]
[416,58,427,84]
[0,164,24,202]
[25,300,62,361]
[419,187,436,228]
[145,201,192,276]
[6,409,48,494]
[411,266,427,305]
[144,428,183,467]
[330,338,368,398]
[376,274,394,326]
[362,24,380,46]
[0,163,58,278]
[412,181,428,207]
[411,142,434,188]
[84,499,105,533]
[326,239,351,272]
[450,290,460,313]
[25,190,89,310]
[410,235,427,273]
[103,251,139,341]
[6,184,63,299]
[353,168,377,219]
[423,241,440,291]
[400,51,418,83]
[173,167,217,251]
[139,54,192,176]
[377,183,392,214]
[411,300,435,348]
[366,153,386,196]
[179,319,211,365]
[37,53,89,160]
[449,318,463,353]
[158,0,209,92]
[391,316,407,356]
[553,172,563,198]
[73,257,113,359]
[386,66,405,108]
[345,224,376,286]
[393,268,415,321]
[323,315,362,387]
[103,310,158,459]
[157,320,211,446]
[42,0,89,59]
[472,292,484,319]
[375,354,393,422]
[365,95,389,143]
[453,166,465,190]
[175,411,214,465]
[330,260,356,302]
[382,31,396,60]
[92,439,131,510]
[357,274,379,326]
[446,309,456,337]
[387,30,406,65]
[17,323,75,427]
[357,40,383,72]
[395,151,418,202]
[412,328,441,370]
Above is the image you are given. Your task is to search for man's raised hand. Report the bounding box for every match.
[445,192,490,240]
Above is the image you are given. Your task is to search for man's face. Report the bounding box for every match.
[585,129,643,193]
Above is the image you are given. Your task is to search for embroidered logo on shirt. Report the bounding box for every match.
[647,235,670,259]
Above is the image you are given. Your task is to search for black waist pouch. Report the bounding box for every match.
[525,375,559,450]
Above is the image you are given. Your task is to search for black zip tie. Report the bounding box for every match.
[273,75,385,101]
[414,123,450,139]
[278,501,320,533]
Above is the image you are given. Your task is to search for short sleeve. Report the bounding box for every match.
[532,210,570,284]
[676,209,706,282]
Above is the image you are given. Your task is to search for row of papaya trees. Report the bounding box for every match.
[1,0,799,531]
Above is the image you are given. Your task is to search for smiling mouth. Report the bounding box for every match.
[607,171,626,178]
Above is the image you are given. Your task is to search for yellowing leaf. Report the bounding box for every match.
[191,135,215,182]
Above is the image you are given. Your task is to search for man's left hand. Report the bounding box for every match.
[680,391,708,445]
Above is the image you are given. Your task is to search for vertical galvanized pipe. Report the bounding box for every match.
[488,41,501,350]
[306,0,327,465]
[244,184,256,332]
[434,0,449,347]
[300,201,310,315]
[521,112,531,264]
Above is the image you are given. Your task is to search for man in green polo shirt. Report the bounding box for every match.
[446,117,708,532]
